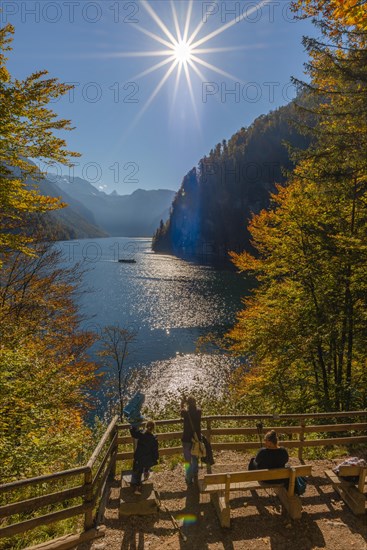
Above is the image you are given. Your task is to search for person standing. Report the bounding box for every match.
[130,420,159,494]
[180,395,202,485]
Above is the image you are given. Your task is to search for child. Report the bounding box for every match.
[130,420,159,494]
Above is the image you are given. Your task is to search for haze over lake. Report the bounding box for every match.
[58,237,250,413]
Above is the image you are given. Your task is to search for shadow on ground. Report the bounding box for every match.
[78,468,367,550]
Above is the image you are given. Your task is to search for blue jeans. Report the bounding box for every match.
[183,441,198,483]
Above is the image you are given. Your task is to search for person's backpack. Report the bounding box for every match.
[201,435,215,465]
[248,457,256,470]
[295,476,307,495]
[191,433,206,458]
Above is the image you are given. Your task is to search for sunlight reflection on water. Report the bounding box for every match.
[59,237,250,411]
[144,353,241,411]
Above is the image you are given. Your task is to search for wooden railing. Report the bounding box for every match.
[117,410,367,463]
[0,415,119,549]
[0,410,366,549]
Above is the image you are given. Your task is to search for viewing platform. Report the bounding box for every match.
[0,411,366,549]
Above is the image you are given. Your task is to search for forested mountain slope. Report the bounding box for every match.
[153,102,310,258]
[36,175,108,239]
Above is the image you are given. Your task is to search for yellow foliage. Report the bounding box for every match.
[227,27,367,411]
[294,0,367,30]
[0,245,100,482]
[0,23,79,260]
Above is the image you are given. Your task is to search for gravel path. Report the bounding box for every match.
[79,451,367,550]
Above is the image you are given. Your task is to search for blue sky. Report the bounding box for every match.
[2,0,316,194]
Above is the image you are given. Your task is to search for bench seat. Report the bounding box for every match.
[325,466,366,515]
[198,480,284,493]
[199,465,312,527]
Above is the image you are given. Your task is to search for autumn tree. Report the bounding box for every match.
[97,326,149,422]
[0,23,79,259]
[0,22,100,484]
[293,0,367,31]
[228,2,367,412]
[0,243,99,481]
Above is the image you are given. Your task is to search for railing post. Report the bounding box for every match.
[206,419,212,473]
[83,467,94,531]
[298,421,305,463]
[206,419,212,443]
[108,425,118,481]
[225,474,231,505]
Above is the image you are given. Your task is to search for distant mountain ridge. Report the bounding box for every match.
[35,172,175,239]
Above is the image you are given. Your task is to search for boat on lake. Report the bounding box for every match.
[118,258,136,264]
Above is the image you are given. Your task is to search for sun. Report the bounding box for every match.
[174,40,192,64]
[115,0,270,130]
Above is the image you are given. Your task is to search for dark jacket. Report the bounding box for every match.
[249,447,289,484]
[253,447,289,470]
[181,408,201,443]
[130,427,159,469]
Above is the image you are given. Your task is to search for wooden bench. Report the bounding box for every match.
[199,465,312,527]
[325,466,367,515]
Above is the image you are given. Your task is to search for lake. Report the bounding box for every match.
[57,237,250,414]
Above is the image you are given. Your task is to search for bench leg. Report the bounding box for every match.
[211,493,231,528]
[274,487,302,520]
[335,484,366,516]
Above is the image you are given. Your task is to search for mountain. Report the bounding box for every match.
[152,102,311,259]
[36,175,108,239]
[49,175,176,237]
[8,161,175,240]
[3,161,107,240]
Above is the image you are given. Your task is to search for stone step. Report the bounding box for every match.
[119,473,159,517]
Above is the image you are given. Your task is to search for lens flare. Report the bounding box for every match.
[110,0,271,132]
[176,514,197,525]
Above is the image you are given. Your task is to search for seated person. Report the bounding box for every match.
[130,420,159,494]
[249,430,289,484]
